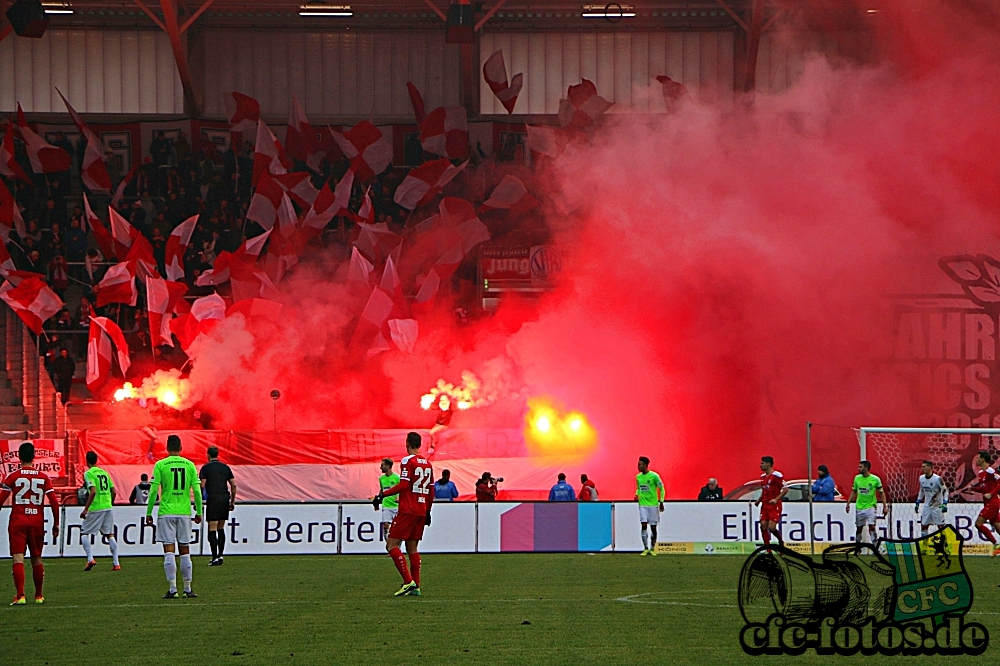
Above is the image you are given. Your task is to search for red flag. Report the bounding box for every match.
[252,120,290,187]
[228,92,261,135]
[557,79,613,128]
[656,75,689,112]
[302,170,353,237]
[110,160,140,209]
[164,214,198,282]
[393,159,468,210]
[146,275,188,347]
[226,297,282,323]
[0,238,16,278]
[0,177,25,241]
[169,293,225,350]
[83,194,117,260]
[354,222,400,265]
[95,261,137,307]
[480,175,538,213]
[108,206,141,260]
[285,94,324,172]
[273,171,319,209]
[0,276,63,334]
[330,121,392,182]
[15,106,71,174]
[0,124,30,183]
[56,90,112,194]
[420,106,469,160]
[86,316,130,390]
[125,231,159,280]
[483,50,523,114]
[407,82,426,124]
[246,170,287,230]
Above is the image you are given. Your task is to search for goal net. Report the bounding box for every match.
[858,427,1000,503]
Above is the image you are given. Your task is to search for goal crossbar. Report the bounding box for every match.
[858,427,1000,460]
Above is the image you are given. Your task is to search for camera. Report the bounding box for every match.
[494,477,504,483]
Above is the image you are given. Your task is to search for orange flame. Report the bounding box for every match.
[524,397,598,459]
[111,370,191,410]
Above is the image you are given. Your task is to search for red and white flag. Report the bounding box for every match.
[557,79,613,128]
[246,170,286,231]
[347,246,374,286]
[330,122,392,182]
[286,94,324,172]
[0,124,30,183]
[227,92,260,135]
[526,125,569,158]
[226,297,283,324]
[0,239,16,278]
[356,187,374,225]
[354,222,400,265]
[0,176,25,241]
[301,169,353,238]
[394,159,468,210]
[57,90,113,194]
[407,82,427,124]
[15,106,71,174]
[412,269,441,314]
[164,214,198,282]
[95,261,137,307]
[110,160,140,209]
[656,75,689,112]
[480,175,538,212]
[83,193,117,260]
[0,276,63,334]
[195,230,271,287]
[252,120,290,187]
[231,257,281,302]
[273,171,319,209]
[349,286,395,356]
[169,293,226,351]
[145,275,188,347]
[483,50,523,114]
[108,206,141,260]
[420,106,469,160]
[387,318,419,354]
[86,316,130,391]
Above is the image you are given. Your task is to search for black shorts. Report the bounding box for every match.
[206,496,231,522]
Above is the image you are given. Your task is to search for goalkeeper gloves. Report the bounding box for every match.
[425,512,432,526]
[942,503,948,513]
[914,501,921,513]
[373,493,383,510]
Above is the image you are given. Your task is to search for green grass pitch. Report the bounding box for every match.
[1,554,999,665]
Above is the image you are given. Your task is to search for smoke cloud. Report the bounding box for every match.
[128,0,1000,498]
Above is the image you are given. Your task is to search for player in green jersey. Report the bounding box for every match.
[80,451,120,571]
[145,435,202,599]
[635,457,665,556]
[846,460,886,545]
[379,459,401,540]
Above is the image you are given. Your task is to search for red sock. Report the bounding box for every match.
[388,548,412,584]
[978,525,997,544]
[408,553,421,587]
[32,564,43,597]
[12,563,24,598]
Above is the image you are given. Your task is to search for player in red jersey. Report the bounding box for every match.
[970,450,1000,557]
[373,432,433,597]
[0,442,60,605]
[754,456,787,550]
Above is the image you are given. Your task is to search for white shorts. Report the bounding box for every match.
[81,509,114,536]
[855,508,877,527]
[639,505,660,525]
[922,506,945,526]
[381,507,398,524]
[157,515,193,545]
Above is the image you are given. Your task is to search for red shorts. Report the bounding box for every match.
[8,524,45,557]
[759,502,783,523]
[979,501,1000,523]
[388,512,426,541]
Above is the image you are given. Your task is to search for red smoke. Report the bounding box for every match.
[139,0,1000,499]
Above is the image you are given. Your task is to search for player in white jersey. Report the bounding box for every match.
[913,460,948,536]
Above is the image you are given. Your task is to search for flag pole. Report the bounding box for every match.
[807,421,815,556]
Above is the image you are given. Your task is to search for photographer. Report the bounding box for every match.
[476,472,500,502]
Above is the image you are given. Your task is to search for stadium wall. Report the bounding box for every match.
[2,501,997,557]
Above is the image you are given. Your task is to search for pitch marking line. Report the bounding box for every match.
[616,592,738,608]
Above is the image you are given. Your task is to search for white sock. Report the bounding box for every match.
[108,537,119,566]
[164,553,177,592]
[82,538,93,561]
[179,554,192,593]
[641,527,648,549]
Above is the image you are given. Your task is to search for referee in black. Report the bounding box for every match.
[199,446,236,566]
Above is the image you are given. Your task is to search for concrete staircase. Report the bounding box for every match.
[0,309,67,438]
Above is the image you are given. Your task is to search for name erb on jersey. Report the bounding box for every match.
[397,455,433,515]
[1,469,55,527]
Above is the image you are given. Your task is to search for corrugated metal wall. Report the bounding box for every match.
[479,31,735,115]
[0,29,184,114]
[199,30,462,120]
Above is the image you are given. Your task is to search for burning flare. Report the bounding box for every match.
[420,371,491,411]
[112,369,191,410]
[524,397,598,459]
